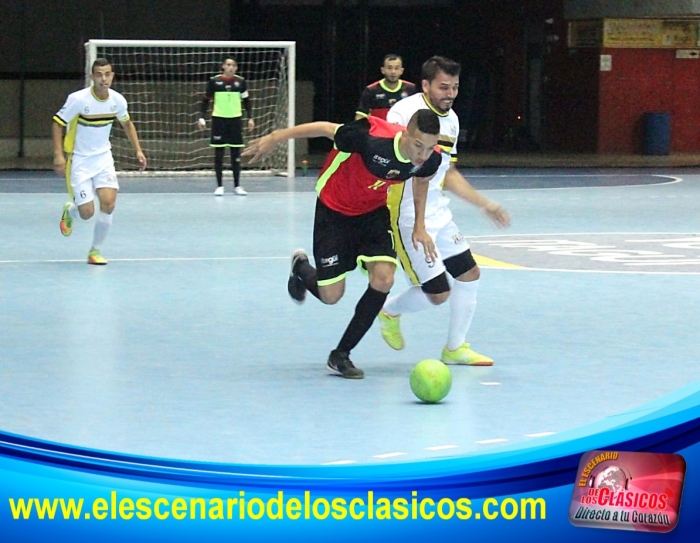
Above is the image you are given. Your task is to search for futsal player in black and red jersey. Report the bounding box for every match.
[242,110,441,379]
[355,54,417,120]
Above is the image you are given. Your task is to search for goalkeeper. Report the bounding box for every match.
[198,57,255,196]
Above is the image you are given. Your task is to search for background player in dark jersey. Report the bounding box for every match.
[198,57,255,196]
[355,54,417,121]
[243,111,441,379]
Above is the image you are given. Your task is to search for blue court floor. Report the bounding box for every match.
[1,168,699,465]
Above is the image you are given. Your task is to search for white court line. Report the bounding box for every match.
[373,452,407,459]
[0,173,682,181]
[470,231,700,239]
[480,382,501,386]
[5,259,699,275]
[0,256,288,265]
[5,232,700,275]
[425,445,459,451]
[326,434,554,464]
[466,173,682,179]
[464,174,683,190]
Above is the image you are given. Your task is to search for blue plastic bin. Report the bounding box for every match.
[643,112,671,155]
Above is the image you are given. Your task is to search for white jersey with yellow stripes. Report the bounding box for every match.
[53,86,130,157]
[386,92,458,230]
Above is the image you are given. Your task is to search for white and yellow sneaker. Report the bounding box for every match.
[441,343,493,366]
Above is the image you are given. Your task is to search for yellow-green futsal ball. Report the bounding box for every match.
[409,359,452,403]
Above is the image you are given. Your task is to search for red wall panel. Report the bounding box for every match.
[671,56,700,152]
[598,49,674,153]
[596,48,700,153]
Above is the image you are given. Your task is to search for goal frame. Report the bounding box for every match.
[84,39,296,178]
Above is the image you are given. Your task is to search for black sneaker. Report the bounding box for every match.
[326,349,364,379]
[288,249,308,304]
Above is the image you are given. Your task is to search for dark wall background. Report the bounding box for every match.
[16,1,698,154]
[1,0,230,72]
[3,0,564,152]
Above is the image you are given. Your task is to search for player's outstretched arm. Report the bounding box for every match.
[443,164,510,228]
[242,121,340,163]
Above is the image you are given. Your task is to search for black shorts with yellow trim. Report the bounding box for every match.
[312,198,398,286]
[210,116,243,147]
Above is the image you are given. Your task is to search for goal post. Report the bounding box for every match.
[84,39,296,177]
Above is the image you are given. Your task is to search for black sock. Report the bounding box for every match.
[231,148,241,187]
[297,259,321,300]
[337,285,388,353]
[214,148,224,186]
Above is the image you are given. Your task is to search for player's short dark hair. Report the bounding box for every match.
[421,56,460,82]
[222,56,237,65]
[91,58,112,73]
[383,54,402,64]
[408,109,440,135]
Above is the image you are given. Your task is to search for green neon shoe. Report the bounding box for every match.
[378,310,405,350]
[441,343,493,366]
[87,248,108,265]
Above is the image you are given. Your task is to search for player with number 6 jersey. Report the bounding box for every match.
[52,57,146,265]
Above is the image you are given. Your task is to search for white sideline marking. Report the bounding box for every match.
[373,452,407,459]
[425,445,459,451]
[0,256,288,264]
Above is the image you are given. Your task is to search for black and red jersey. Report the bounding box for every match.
[355,79,417,120]
[315,117,441,216]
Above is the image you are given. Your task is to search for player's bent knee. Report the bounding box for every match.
[78,207,95,220]
[369,271,395,293]
[319,284,344,305]
[421,272,450,300]
[426,291,449,305]
[456,265,480,282]
[367,263,396,293]
[444,249,478,279]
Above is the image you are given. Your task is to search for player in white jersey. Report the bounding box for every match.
[53,58,146,265]
[379,56,510,366]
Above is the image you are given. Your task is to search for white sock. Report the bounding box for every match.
[446,279,479,351]
[383,285,433,316]
[91,211,113,250]
[68,203,79,219]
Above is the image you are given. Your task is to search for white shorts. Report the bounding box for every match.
[394,220,470,286]
[68,153,119,206]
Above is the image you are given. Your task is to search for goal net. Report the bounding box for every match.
[84,39,296,177]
